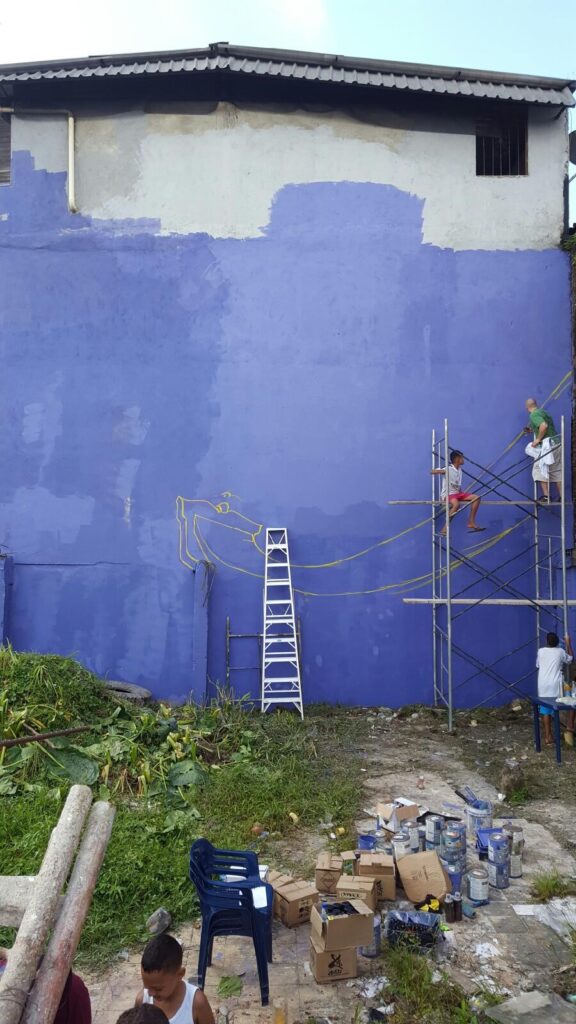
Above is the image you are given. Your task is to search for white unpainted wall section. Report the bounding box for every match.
[12,103,568,250]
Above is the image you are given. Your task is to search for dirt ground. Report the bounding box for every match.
[89,703,576,1023]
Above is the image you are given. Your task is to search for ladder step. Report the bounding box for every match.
[261,527,303,719]
[263,676,300,684]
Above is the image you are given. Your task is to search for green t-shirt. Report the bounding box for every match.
[529,407,559,442]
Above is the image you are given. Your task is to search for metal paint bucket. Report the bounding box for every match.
[488,832,510,866]
[441,827,467,869]
[488,860,510,889]
[509,853,523,878]
[441,859,463,893]
[392,831,411,861]
[466,802,493,841]
[425,815,444,847]
[467,867,489,902]
[404,819,420,853]
[503,824,525,855]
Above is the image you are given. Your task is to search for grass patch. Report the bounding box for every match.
[381,945,486,1023]
[507,784,532,806]
[0,651,365,966]
[531,869,576,902]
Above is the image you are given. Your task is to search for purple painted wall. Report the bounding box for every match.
[0,150,572,704]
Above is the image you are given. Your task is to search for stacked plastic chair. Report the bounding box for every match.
[189,838,273,1006]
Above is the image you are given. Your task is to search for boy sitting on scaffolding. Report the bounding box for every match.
[431,450,485,534]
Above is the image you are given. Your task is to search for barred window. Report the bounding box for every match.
[0,114,10,184]
[476,116,527,176]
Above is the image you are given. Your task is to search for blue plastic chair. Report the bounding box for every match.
[189,838,273,1006]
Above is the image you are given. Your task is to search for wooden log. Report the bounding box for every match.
[0,878,35,928]
[22,800,116,1024]
[0,726,90,750]
[0,785,93,1024]
[0,879,65,928]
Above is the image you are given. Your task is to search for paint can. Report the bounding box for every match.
[375,829,389,852]
[392,831,411,861]
[404,819,420,853]
[488,832,510,866]
[425,815,444,847]
[503,824,524,856]
[358,833,377,851]
[441,860,463,894]
[509,853,523,878]
[466,802,493,841]
[441,827,466,869]
[488,860,510,889]
[467,867,489,903]
[360,912,382,958]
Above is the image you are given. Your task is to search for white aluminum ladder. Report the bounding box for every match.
[261,527,304,718]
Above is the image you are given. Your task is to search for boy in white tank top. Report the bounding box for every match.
[136,935,215,1024]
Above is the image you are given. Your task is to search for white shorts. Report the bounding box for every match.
[532,440,561,483]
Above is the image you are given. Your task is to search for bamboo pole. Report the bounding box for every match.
[0,785,93,1024]
[22,800,116,1024]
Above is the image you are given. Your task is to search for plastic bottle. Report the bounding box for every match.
[453,891,463,922]
[321,901,328,923]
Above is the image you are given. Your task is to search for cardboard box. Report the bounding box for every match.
[268,869,318,928]
[310,936,357,983]
[339,850,358,876]
[396,851,448,903]
[357,853,396,902]
[315,853,343,894]
[310,899,374,951]
[335,876,378,911]
[377,800,420,832]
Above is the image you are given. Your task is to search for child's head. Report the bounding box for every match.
[140,934,184,1003]
[450,450,464,468]
[117,1009,168,1024]
[547,632,560,647]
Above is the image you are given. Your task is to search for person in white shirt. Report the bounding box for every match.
[537,631,574,745]
[431,450,484,535]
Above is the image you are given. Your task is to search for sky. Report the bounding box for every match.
[0,0,575,80]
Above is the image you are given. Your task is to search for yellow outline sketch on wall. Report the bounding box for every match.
[175,371,571,599]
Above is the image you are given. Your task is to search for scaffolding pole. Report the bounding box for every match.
[406,417,569,723]
[444,419,453,732]
[431,428,438,706]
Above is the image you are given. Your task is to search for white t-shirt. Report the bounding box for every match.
[536,646,572,699]
[441,465,462,499]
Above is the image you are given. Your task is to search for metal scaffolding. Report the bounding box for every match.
[398,417,572,731]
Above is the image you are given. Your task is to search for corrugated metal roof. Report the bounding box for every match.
[0,45,574,106]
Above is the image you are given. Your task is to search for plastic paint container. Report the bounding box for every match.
[466,802,493,841]
[358,833,377,851]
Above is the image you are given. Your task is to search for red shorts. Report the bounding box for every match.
[449,492,474,501]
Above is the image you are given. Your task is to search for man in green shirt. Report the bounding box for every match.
[525,398,562,501]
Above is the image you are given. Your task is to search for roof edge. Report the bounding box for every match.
[0,42,574,93]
